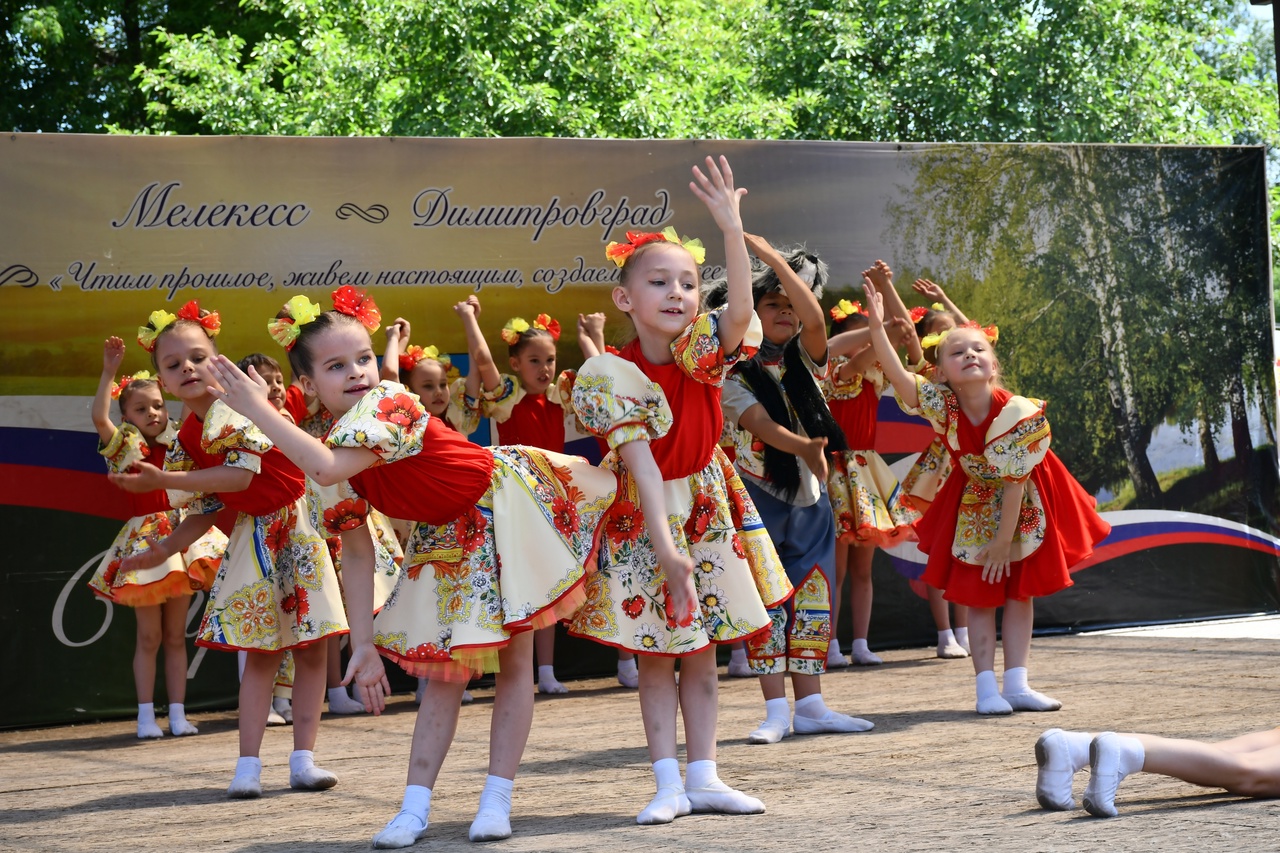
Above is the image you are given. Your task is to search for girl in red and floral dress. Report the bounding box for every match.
[208,286,616,849]
[88,335,225,739]
[864,283,1109,716]
[111,301,348,800]
[568,156,791,826]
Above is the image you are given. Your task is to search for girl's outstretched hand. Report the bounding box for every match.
[108,460,165,493]
[743,232,781,265]
[979,539,1013,584]
[120,535,168,572]
[689,155,747,234]
[912,278,945,301]
[453,295,481,318]
[103,336,126,372]
[342,642,391,715]
[799,435,830,483]
[207,355,272,417]
[862,278,886,324]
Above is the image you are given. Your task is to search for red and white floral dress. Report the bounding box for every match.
[823,358,915,547]
[568,312,792,657]
[168,403,348,652]
[317,382,617,681]
[87,422,226,606]
[900,377,1110,608]
[483,370,584,450]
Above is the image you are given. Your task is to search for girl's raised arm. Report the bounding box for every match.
[92,337,125,443]
[207,356,378,486]
[913,279,970,325]
[577,312,607,360]
[745,233,827,363]
[382,318,410,382]
[864,280,919,410]
[690,156,751,354]
[455,296,501,396]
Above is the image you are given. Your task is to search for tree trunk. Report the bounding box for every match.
[1072,148,1164,507]
[1199,402,1220,474]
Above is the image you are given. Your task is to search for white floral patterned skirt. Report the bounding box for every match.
[87,510,226,607]
[569,447,793,657]
[372,445,617,682]
[196,497,348,652]
[826,448,916,548]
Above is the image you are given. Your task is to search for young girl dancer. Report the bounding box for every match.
[208,286,616,847]
[714,236,874,743]
[380,301,484,437]
[822,277,917,668]
[1035,725,1280,817]
[863,284,1109,715]
[568,156,791,822]
[482,308,583,694]
[88,336,225,738]
[110,300,348,797]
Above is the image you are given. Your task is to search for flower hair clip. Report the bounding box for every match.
[605,226,706,268]
[908,306,929,323]
[919,321,999,353]
[829,299,863,322]
[137,309,177,352]
[268,295,323,350]
[177,300,221,337]
[332,285,381,333]
[532,313,561,340]
[111,369,154,399]
[399,344,460,381]
[501,317,529,345]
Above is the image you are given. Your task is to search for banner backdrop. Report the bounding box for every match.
[2,135,1277,729]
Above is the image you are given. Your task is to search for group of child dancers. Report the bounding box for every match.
[85,156,1272,845]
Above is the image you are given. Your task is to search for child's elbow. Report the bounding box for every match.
[313,469,341,487]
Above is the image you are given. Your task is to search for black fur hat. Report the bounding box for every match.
[702,246,829,311]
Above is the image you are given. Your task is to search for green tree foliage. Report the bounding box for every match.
[888,145,1274,519]
[1,0,292,132]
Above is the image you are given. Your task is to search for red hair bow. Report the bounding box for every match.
[331,285,381,332]
[176,300,221,336]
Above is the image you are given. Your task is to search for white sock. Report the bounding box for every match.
[137,703,163,739]
[684,760,765,814]
[1064,730,1093,771]
[375,786,431,846]
[477,774,514,814]
[537,665,568,694]
[228,755,262,798]
[976,670,1000,701]
[469,775,514,840]
[1115,735,1146,776]
[763,696,790,720]
[793,694,827,720]
[729,647,748,665]
[289,748,337,789]
[653,757,682,791]
[955,627,970,647]
[403,784,432,820]
[938,628,956,645]
[685,759,720,791]
[851,639,871,655]
[168,702,198,736]
[290,749,315,775]
[617,658,638,678]
[1003,666,1029,695]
